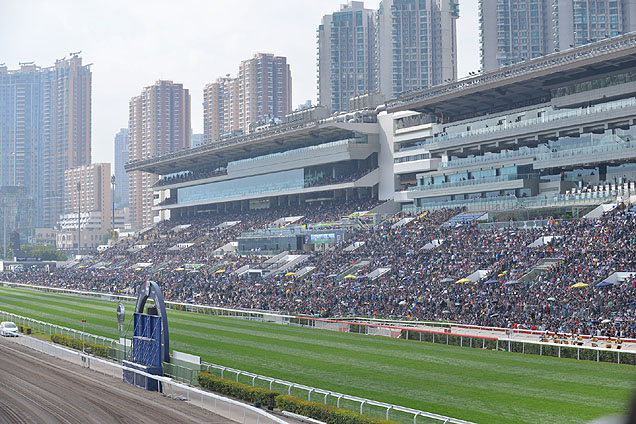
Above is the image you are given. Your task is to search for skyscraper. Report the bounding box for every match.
[238,53,292,133]
[203,54,292,143]
[480,0,636,72]
[128,80,190,229]
[318,2,377,113]
[0,63,42,228]
[553,0,636,50]
[203,77,239,143]
[317,1,458,111]
[113,128,129,208]
[377,0,459,99]
[0,54,91,228]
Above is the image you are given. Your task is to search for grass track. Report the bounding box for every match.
[0,286,634,423]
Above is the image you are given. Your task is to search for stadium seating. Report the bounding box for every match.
[5,202,636,339]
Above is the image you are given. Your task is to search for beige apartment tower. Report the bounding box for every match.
[128,80,191,229]
[61,163,112,231]
[203,77,239,143]
[43,55,93,227]
[203,53,292,143]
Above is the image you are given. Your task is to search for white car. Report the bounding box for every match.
[0,322,19,337]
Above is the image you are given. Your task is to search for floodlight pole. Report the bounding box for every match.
[2,200,6,259]
[77,182,81,256]
[111,175,115,236]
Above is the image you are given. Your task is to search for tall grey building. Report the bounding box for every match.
[0,55,91,228]
[318,1,377,113]
[480,0,636,72]
[113,128,129,208]
[318,1,459,112]
[377,0,459,99]
[553,0,636,50]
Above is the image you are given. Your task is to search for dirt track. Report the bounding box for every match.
[0,337,231,423]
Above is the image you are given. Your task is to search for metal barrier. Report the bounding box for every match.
[0,309,118,350]
[9,335,289,424]
[200,362,474,424]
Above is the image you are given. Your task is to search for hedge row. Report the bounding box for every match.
[196,372,399,424]
[50,334,109,358]
[275,395,398,424]
[197,372,276,405]
[18,325,32,335]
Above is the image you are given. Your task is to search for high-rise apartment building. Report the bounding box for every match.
[238,53,292,133]
[0,55,91,229]
[0,64,42,231]
[480,0,636,72]
[203,54,292,143]
[377,0,459,99]
[317,1,458,111]
[128,80,190,229]
[61,163,112,232]
[553,0,636,50]
[113,128,129,208]
[318,2,377,113]
[203,77,239,143]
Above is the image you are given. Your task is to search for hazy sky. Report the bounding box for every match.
[0,0,479,168]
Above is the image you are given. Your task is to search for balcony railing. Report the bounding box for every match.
[427,97,636,147]
[409,173,540,192]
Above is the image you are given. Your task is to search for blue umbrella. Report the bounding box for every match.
[596,281,614,288]
[483,279,499,285]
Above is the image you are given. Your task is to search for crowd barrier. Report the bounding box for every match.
[200,362,474,424]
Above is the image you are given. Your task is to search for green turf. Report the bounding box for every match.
[0,285,634,424]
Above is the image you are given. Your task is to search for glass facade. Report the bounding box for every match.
[178,168,305,204]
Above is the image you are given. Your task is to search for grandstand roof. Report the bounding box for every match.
[126,121,377,175]
[387,32,636,120]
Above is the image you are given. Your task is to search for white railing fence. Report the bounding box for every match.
[0,309,118,350]
[200,362,474,424]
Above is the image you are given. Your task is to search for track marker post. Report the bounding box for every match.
[82,319,86,352]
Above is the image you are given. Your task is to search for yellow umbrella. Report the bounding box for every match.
[570,282,589,288]
[343,274,357,279]
[134,268,142,271]
[455,278,471,284]
[98,266,106,270]
[174,267,185,271]
[497,272,506,277]
[215,269,226,274]
[285,272,296,277]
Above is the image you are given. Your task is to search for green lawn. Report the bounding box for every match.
[0,285,634,424]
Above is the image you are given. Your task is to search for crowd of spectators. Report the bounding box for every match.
[5,201,636,338]
[304,169,375,188]
[155,168,228,187]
